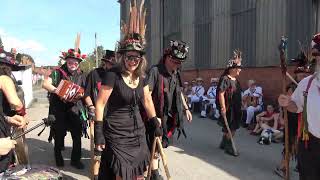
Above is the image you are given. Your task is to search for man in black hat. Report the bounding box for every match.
[84,50,116,111]
[145,40,192,180]
[43,48,87,169]
[84,50,115,179]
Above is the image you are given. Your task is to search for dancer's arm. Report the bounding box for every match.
[181,92,192,122]
[219,91,226,116]
[0,76,23,110]
[94,85,113,150]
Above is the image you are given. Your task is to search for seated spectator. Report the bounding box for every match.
[242,80,263,127]
[251,104,278,135]
[188,77,205,108]
[183,81,192,96]
[200,78,219,119]
[182,81,192,102]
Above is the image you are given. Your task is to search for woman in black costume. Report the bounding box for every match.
[94,1,161,179]
[216,49,243,156]
[0,50,27,172]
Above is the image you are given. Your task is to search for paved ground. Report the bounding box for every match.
[23,89,299,180]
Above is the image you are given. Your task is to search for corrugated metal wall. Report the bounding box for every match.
[231,0,256,67]
[163,0,182,46]
[119,0,316,69]
[316,0,320,32]
[194,0,212,69]
[315,0,320,32]
[181,0,195,69]
[211,0,231,68]
[286,0,313,60]
[255,0,286,66]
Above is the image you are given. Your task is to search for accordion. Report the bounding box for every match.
[56,80,84,102]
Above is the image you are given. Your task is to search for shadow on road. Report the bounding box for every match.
[25,138,91,179]
[169,115,298,180]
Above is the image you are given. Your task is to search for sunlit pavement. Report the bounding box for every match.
[24,89,299,180]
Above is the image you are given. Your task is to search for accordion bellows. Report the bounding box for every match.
[56,80,84,102]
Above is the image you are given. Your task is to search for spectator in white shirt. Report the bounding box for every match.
[278,32,320,180]
[242,80,263,127]
[200,78,219,119]
[188,77,205,108]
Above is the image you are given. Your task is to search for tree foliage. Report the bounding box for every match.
[80,45,105,73]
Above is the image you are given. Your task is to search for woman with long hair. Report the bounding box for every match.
[0,51,27,172]
[94,2,161,179]
[216,50,243,156]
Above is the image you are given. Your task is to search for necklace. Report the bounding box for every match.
[125,75,137,85]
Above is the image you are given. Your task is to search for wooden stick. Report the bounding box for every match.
[156,137,171,180]
[286,72,298,86]
[146,137,158,180]
[90,121,95,180]
[222,115,238,155]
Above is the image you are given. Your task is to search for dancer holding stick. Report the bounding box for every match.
[216,49,243,156]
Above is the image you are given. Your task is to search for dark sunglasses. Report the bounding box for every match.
[125,55,142,62]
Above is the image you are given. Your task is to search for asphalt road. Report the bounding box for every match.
[22,89,299,180]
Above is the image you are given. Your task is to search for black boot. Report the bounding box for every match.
[54,149,64,167]
[70,160,85,169]
[219,135,226,149]
[151,169,164,180]
[224,139,239,157]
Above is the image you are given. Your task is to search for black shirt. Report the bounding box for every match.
[84,67,106,104]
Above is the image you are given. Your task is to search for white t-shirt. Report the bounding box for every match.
[207,86,217,99]
[243,86,263,105]
[291,75,320,138]
[192,85,205,97]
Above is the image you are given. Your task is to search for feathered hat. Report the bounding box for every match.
[117,0,147,55]
[226,49,242,69]
[164,40,189,61]
[291,51,312,74]
[60,33,87,62]
[311,33,320,53]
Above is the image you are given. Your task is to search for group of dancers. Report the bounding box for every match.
[1,0,320,179]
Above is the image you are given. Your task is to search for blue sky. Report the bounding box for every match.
[0,0,120,66]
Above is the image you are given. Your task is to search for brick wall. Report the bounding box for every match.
[181,66,296,106]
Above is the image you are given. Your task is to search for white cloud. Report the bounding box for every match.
[0,28,47,53]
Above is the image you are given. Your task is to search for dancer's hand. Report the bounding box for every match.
[88,107,96,121]
[94,121,105,149]
[278,94,290,107]
[7,115,28,129]
[95,144,105,151]
[0,137,16,155]
[221,107,226,117]
[185,109,192,123]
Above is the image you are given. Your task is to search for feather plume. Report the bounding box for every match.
[74,33,81,53]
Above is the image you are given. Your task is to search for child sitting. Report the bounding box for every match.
[251,104,279,135]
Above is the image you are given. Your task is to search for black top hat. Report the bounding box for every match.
[101,50,116,64]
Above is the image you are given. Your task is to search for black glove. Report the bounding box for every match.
[94,121,105,145]
[148,117,163,137]
[87,107,96,121]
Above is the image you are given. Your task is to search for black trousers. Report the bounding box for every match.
[298,133,320,180]
[51,109,82,162]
